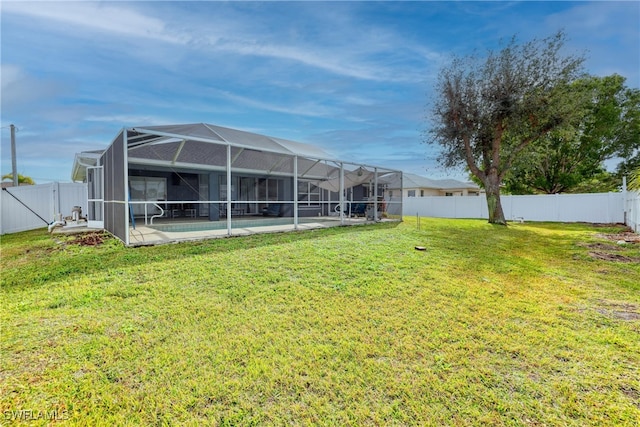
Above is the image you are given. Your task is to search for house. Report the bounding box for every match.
[386,173,483,198]
[72,123,402,245]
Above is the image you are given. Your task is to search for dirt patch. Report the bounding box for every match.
[581,242,622,251]
[595,231,640,244]
[71,232,107,246]
[596,300,640,321]
[620,385,640,403]
[588,251,638,263]
[582,226,640,262]
[596,309,640,321]
[613,311,640,321]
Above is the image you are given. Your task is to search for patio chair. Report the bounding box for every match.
[262,204,283,217]
[352,203,367,217]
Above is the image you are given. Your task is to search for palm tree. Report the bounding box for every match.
[1,173,35,185]
[628,167,640,191]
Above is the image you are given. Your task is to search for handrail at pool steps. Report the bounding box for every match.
[128,200,166,225]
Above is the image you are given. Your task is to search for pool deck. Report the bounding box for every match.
[127,216,386,246]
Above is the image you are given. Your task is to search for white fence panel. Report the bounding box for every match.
[557,193,623,223]
[505,195,554,221]
[456,196,488,219]
[626,191,640,233]
[1,184,54,234]
[405,192,626,225]
[58,183,88,216]
[1,183,87,235]
[404,196,487,219]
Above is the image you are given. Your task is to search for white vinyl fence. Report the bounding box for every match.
[626,191,640,233]
[404,192,631,225]
[2,185,638,234]
[0,183,87,235]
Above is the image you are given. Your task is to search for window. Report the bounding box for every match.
[298,180,320,206]
[389,190,393,198]
[445,192,453,197]
[420,189,424,197]
[257,177,282,201]
[129,177,167,216]
[408,190,416,197]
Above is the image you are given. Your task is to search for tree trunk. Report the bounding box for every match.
[484,170,507,225]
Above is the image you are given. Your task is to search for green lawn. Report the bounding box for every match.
[1,218,639,425]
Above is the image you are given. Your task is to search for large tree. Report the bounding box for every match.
[503,74,640,194]
[429,32,585,224]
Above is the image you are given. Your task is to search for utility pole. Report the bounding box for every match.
[10,124,18,186]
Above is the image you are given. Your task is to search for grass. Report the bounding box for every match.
[1,218,639,425]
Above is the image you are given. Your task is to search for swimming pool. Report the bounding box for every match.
[150,217,297,233]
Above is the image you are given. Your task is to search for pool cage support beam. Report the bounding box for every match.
[294,156,299,230]
[374,167,379,221]
[226,144,232,236]
[124,130,131,246]
[339,163,345,225]
[171,139,187,164]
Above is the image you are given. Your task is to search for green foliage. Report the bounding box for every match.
[1,173,35,185]
[567,170,619,193]
[429,31,585,222]
[503,74,640,194]
[2,221,639,425]
[628,167,640,191]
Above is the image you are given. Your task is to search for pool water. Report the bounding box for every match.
[150,217,297,233]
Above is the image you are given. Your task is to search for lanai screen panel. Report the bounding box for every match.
[379,170,403,217]
[206,125,290,154]
[132,124,227,142]
[174,140,227,168]
[297,158,338,180]
[103,130,127,242]
[272,136,331,160]
[128,140,184,162]
[231,147,294,175]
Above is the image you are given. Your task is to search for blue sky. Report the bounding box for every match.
[1,1,639,183]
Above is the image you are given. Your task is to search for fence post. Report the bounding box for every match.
[48,182,56,223]
[53,181,61,221]
[622,177,627,225]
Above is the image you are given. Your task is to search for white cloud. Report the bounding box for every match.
[84,114,169,126]
[3,2,438,83]
[1,1,187,44]
[0,65,65,111]
[0,64,21,89]
[212,89,340,119]
[544,2,639,86]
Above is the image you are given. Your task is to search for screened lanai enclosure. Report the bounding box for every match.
[72,123,403,246]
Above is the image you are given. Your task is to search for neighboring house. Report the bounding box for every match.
[386,173,483,198]
[72,123,402,245]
